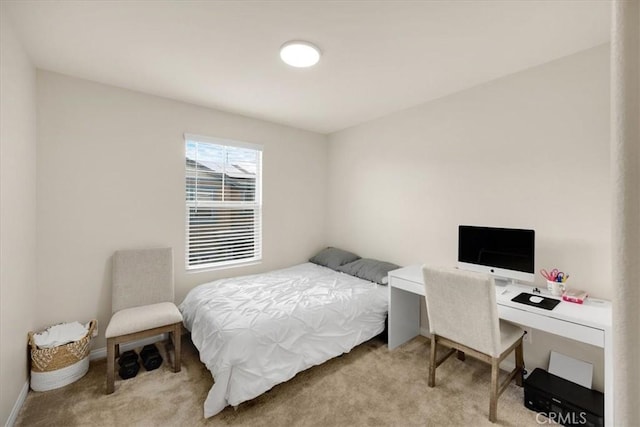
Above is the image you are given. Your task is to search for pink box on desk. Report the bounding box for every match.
[562,289,588,304]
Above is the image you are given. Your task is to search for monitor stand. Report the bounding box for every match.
[494,277,515,287]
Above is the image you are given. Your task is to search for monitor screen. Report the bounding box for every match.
[458,225,535,283]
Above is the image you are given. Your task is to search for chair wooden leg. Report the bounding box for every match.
[489,358,500,422]
[106,337,115,394]
[173,323,181,373]
[428,336,437,387]
[515,340,524,387]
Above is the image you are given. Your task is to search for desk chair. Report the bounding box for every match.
[422,266,524,422]
[105,248,183,394]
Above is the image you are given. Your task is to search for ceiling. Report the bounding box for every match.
[4,1,610,134]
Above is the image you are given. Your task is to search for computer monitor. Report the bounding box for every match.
[458,225,535,284]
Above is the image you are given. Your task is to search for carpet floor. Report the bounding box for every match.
[16,335,542,426]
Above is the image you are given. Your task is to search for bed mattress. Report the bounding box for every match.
[180,262,388,417]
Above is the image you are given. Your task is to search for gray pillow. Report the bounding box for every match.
[337,258,400,285]
[309,247,361,271]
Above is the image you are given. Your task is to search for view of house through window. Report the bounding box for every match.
[185,135,262,269]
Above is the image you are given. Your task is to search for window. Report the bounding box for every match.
[185,134,262,270]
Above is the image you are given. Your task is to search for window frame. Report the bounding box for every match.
[184,133,263,271]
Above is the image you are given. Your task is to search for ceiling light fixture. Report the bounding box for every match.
[280,41,321,68]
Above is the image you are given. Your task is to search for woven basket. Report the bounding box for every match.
[29,320,96,391]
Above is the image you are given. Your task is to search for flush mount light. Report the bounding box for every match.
[280,41,321,68]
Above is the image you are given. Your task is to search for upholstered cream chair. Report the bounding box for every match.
[422,266,524,422]
[105,248,183,394]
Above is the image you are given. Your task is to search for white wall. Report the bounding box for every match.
[611,2,640,423]
[0,8,37,425]
[36,71,328,349]
[327,45,610,389]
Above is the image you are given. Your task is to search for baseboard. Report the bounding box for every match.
[419,327,431,338]
[500,359,516,372]
[5,381,29,427]
[89,333,167,360]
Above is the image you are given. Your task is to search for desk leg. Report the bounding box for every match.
[388,286,421,350]
[604,327,613,427]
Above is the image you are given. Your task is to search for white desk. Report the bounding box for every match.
[388,264,613,426]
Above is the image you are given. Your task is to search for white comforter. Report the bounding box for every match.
[180,262,388,417]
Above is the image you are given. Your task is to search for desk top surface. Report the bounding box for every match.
[389,264,612,330]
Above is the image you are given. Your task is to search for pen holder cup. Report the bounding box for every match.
[547,280,565,297]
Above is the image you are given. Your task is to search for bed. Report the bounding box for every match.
[179,256,392,418]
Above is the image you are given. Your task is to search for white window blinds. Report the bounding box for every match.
[185,134,262,270]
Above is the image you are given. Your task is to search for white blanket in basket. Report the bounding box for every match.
[180,262,388,417]
[33,321,89,348]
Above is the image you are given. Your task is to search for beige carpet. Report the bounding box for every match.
[16,335,541,426]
